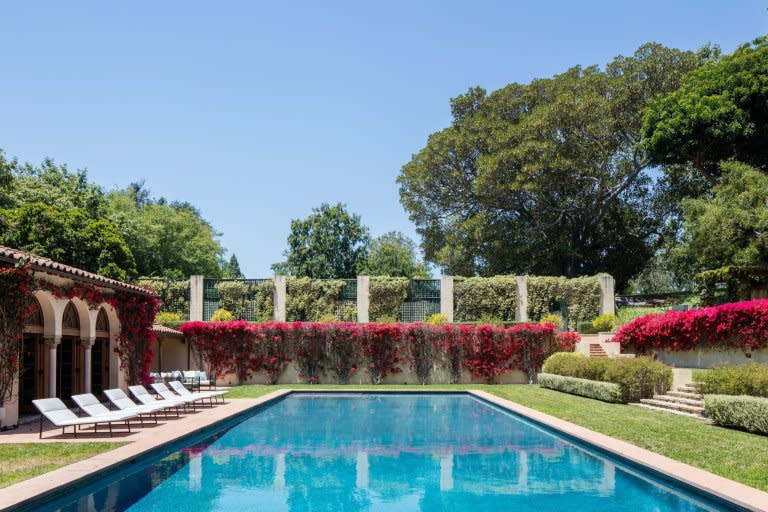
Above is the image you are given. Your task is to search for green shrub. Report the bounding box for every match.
[155,311,183,326]
[704,395,768,435]
[453,276,517,322]
[592,313,619,332]
[286,277,346,321]
[538,373,624,403]
[426,313,449,325]
[696,363,768,397]
[210,309,234,322]
[527,275,601,327]
[577,321,600,334]
[541,352,672,402]
[540,313,564,329]
[369,277,409,321]
[215,280,249,319]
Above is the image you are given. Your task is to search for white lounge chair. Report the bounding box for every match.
[33,398,129,439]
[168,380,226,405]
[183,370,215,390]
[72,393,150,426]
[150,382,201,408]
[130,384,189,411]
[104,388,177,418]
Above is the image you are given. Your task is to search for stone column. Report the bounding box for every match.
[274,275,287,322]
[440,275,454,322]
[189,275,205,321]
[516,276,528,322]
[357,275,370,323]
[598,274,616,315]
[45,336,61,398]
[82,337,96,393]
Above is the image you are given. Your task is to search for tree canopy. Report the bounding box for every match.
[669,161,768,279]
[362,231,430,278]
[0,151,226,280]
[273,203,370,278]
[642,37,768,182]
[398,43,713,287]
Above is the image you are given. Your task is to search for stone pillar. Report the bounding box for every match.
[516,275,528,322]
[440,275,454,322]
[45,336,61,398]
[598,274,616,315]
[82,337,95,393]
[189,275,205,321]
[357,275,370,323]
[274,275,287,322]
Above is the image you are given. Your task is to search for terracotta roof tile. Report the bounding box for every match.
[0,245,153,295]
[152,324,184,336]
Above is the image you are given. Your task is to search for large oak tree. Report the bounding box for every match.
[398,43,714,286]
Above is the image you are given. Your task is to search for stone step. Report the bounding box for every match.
[667,390,703,400]
[651,394,703,407]
[631,403,710,421]
[639,398,705,415]
[679,384,699,393]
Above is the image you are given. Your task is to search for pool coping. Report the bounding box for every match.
[1,388,766,512]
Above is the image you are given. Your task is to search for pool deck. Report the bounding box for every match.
[0,390,291,511]
[1,388,767,512]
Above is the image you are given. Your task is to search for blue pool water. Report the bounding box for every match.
[40,393,736,511]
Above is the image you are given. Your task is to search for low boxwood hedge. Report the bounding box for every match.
[696,363,768,397]
[542,352,672,402]
[538,373,624,403]
[704,395,768,435]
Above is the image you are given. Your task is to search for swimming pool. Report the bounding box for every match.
[33,393,741,511]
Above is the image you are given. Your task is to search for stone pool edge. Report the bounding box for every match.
[0,390,292,512]
[469,389,768,512]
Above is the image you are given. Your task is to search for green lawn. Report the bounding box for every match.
[228,384,768,491]
[0,442,125,489]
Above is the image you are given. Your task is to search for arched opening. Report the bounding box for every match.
[92,308,111,395]
[20,297,45,412]
[58,302,83,401]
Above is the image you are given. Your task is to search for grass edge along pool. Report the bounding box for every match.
[12,391,752,512]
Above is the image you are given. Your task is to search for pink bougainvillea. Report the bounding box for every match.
[613,299,768,356]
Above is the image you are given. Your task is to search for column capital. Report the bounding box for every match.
[44,336,61,348]
[81,336,96,350]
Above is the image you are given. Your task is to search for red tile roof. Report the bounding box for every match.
[0,245,154,295]
[152,324,184,337]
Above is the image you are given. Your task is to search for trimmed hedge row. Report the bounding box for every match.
[696,363,768,397]
[704,395,768,435]
[541,352,672,402]
[537,373,623,403]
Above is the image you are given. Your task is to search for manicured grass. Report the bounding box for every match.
[228,384,768,491]
[0,442,125,489]
[617,306,667,324]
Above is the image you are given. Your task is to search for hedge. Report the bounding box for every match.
[286,278,355,322]
[214,280,274,322]
[537,373,624,403]
[527,275,601,326]
[453,276,517,322]
[613,299,768,354]
[179,321,578,385]
[704,395,768,435]
[369,277,409,322]
[541,352,672,402]
[695,363,768,397]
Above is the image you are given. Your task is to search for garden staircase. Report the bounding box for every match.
[588,344,607,357]
[634,383,707,420]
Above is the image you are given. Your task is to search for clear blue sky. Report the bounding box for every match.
[0,1,765,277]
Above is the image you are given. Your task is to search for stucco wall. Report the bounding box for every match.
[656,348,767,368]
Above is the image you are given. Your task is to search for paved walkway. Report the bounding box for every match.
[0,390,290,511]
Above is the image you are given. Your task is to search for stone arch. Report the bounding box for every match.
[31,290,59,338]
[23,296,44,334]
[95,308,110,337]
[66,298,93,340]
